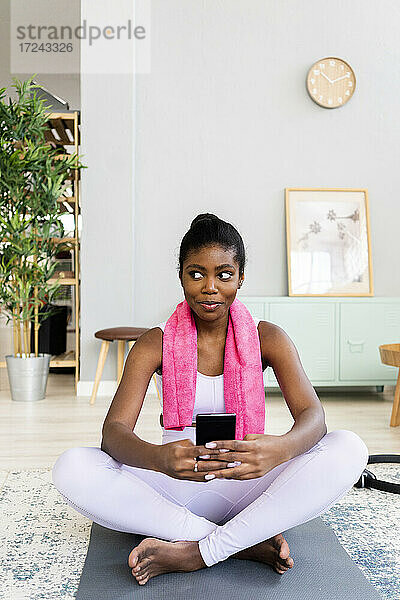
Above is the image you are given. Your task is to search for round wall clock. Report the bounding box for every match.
[306,57,356,108]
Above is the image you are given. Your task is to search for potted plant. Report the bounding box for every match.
[0,76,84,401]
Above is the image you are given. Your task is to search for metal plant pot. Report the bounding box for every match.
[5,353,51,402]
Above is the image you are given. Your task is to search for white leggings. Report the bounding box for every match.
[52,429,368,567]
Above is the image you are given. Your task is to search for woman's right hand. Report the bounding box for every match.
[160,438,233,482]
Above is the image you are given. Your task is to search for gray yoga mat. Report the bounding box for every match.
[75,517,381,600]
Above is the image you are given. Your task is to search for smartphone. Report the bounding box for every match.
[195,413,236,447]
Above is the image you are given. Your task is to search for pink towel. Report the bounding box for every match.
[161,298,266,440]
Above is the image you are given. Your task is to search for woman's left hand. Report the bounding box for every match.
[198,434,289,480]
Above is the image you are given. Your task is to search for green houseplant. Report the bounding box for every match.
[0,76,84,401]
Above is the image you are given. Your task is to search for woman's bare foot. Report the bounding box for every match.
[128,538,206,585]
[231,533,294,574]
[128,532,293,585]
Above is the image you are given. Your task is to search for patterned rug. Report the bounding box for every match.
[0,465,399,600]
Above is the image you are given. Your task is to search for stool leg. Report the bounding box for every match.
[153,373,162,402]
[390,369,400,427]
[90,341,110,406]
[117,341,125,385]
[128,340,135,352]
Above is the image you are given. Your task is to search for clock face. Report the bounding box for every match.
[306,57,356,108]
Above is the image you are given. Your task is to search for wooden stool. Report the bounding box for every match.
[90,327,149,405]
[379,343,400,427]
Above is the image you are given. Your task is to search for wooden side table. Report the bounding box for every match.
[90,327,149,405]
[379,343,400,427]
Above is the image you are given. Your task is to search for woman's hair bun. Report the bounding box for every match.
[190,213,219,229]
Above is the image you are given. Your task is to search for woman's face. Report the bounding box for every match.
[180,244,244,322]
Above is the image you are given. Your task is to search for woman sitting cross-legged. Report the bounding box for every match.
[52,213,369,586]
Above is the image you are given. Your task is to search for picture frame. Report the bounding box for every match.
[285,188,374,296]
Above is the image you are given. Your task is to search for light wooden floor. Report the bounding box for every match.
[0,374,399,473]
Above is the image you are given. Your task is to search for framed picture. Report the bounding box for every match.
[285,188,373,296]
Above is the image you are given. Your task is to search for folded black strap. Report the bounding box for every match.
[354,454,400,494]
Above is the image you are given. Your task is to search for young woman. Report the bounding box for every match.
[52,213,369,586]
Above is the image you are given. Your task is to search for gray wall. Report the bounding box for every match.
[134,0,400,331]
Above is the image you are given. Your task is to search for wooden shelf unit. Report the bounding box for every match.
[48,111,81,391]
[0,111,81,391]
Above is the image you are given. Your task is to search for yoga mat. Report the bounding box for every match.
[75,517,381,599]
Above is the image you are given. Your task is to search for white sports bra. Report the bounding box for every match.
[154,318,261,425]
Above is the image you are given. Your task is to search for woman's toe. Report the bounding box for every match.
[136,567,149,578]
[135,557,151,572]
[137,572,147,580]
[279,556,293,569]
[275,565,287,574]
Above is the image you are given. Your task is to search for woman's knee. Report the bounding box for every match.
[324,429,369,477]
[52,446,110,494]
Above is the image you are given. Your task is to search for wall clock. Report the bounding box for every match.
[306,57,356,108]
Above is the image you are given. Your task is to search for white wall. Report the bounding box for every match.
[133,0,400,329]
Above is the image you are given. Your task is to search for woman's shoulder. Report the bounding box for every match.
[257,319,287,336]
[152,322,166,375]
[127,327,163,375]
[257,320,295,367]
[257,319,288,342]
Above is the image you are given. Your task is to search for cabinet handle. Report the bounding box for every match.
[347,340,365,353]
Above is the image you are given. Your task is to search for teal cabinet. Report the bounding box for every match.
[340,304,400,381]
[240,296,400,388]
[244,302,265,321]
[268,303,335,383]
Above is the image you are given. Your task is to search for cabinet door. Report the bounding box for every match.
[267,303,335,384]
[340,304,400,381]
